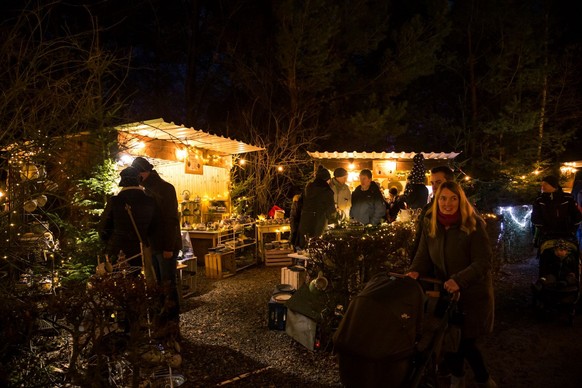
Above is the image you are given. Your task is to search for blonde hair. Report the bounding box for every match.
[428,181,477,238]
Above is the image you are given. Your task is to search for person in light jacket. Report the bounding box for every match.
[407,181,496,388]
[330,167,351,220]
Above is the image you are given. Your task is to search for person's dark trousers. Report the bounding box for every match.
[152,251,180,331]
[445,338,490,383]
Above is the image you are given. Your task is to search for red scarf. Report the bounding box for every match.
[437,209,460,227]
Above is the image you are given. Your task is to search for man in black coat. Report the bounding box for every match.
[297,166,336,248]
[132,157,183,328]
[532,175,581,244]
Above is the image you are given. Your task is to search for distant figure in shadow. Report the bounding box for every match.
[297,165,336,248]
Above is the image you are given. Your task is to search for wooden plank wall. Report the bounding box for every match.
[156,162,231,203]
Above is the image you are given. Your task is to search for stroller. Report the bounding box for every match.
[332,272,459,388]
[532,239,581,325]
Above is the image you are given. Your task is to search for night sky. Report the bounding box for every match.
[1,0,580,166]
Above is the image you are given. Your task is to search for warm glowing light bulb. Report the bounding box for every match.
[175,148,188,160]
[277,166,284,172]
[239,159,246,166]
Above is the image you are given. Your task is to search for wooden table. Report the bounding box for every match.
[256,223,291,262]
[185,230,220,265]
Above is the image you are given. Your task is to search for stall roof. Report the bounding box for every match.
[307,151,460,160]
[116,118,264,155]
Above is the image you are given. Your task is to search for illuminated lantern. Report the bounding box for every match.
[20,164,40,180]
[24,200,38,212]
[37,165,47,179]
[35,195,48,207]
[43,180,58,192]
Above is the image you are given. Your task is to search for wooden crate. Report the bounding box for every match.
[280,266,307,290]
[265,248,294,266]
[204,252,236,279]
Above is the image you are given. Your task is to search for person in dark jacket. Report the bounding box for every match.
[408,181,496,388]
[532,175,581,244]
[386,187,406,222]
[98,166,157,267]
[289,193,303,250]
[409,165,454,262]
[297,166,336,248]
[350,169,385,225]
[132,157,183,327]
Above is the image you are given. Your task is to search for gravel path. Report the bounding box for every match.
[177,255,582,388]
[179,265,340,387]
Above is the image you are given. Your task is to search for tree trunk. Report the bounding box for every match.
[185,0,200,125]
[537,12,549,163]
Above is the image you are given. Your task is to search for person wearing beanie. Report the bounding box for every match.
[331,167,351,218]
[350,169,386,226]
[297,165,336,248]
[98,167,157,268]
[131,157,183,332]
[532,175,581,245]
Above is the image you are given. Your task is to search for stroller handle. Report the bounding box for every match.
[389,272,442,285]
[389,272,461,301]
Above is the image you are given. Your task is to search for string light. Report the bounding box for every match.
[497,206,532,229]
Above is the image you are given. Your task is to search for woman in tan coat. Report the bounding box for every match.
[408,181,496,388]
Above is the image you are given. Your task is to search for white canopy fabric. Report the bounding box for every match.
[307,151,460,160]
[116,118,264,156]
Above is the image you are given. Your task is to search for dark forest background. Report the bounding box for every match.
[1,0,581,206]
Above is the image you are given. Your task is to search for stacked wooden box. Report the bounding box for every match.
[280,266,307,290]
[264,248,294,266]
[204,252,236,279]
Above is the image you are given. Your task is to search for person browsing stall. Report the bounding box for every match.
[330,167,351,220]
[350,169,386,226]
[297,165,336,248]
[407,181,496,388]
[98,166,158,268]
[131,157,183,334]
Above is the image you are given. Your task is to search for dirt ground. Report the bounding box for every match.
[177,251,582,388]
[481,254,582,388]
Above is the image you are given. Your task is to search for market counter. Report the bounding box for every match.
[183,230,220,265]
[256,223,291,262]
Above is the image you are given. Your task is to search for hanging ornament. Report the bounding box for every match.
[43,180,58,192]
[35,195,48,207]
[23,199,38,212]
[37,165,47,179]
[20,164,40,180]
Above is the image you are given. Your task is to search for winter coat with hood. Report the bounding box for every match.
[532,189,581,242]
[410,212,494,339]
[99,187,158,266]
[298,178,336,248]
[140,170,183,253]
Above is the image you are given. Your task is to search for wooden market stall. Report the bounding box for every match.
[307,151,460,194]
[115,118,264,274]
[561,160,582,193]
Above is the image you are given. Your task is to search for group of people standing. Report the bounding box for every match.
[98,157,182,338]
[290,164,436,250]
[290,166,389,249]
